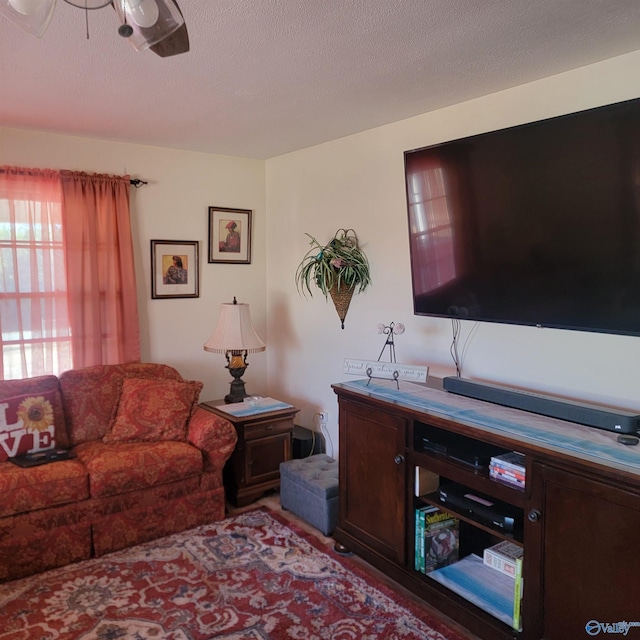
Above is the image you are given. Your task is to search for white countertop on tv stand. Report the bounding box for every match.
[336,378,640,477]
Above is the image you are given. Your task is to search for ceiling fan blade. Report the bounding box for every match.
[150,20,188,57]
[150,0,188,57]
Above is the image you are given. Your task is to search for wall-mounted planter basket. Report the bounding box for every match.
[295,228,371,329]
[329,282,355,329]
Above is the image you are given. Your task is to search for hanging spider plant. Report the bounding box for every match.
[295,228,371,328]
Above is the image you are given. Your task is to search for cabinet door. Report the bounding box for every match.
[245,433,291,485]
[528,462,640,640]
[338,399,407,564]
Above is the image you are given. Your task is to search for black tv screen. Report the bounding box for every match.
[404,97,640,336]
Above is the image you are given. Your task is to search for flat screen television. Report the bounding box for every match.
[404,97,640,336]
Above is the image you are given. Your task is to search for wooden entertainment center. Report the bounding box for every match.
[332,379,640,640]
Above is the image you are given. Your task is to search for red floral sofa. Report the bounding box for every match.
[0,363,237,582]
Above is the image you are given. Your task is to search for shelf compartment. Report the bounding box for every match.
[418,490,523,544]
[428,553,523,632]
[412,450,528,509]
[414,421,508,467]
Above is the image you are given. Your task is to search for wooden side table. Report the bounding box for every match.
[200,399,299,507]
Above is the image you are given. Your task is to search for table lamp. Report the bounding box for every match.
[203,297,265,403]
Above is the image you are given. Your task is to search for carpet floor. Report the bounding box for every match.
[0,507,469,639]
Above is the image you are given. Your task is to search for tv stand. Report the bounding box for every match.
[332,379,640,640]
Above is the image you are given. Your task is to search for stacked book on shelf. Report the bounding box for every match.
[483,540,524,579]
[484,541,524,630]
[414,505,459,574]
[490,451,525,490]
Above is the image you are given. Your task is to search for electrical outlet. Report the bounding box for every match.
[318,411,329,426]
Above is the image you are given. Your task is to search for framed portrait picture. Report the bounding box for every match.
[151,240,199,299]
[208,207,252,264]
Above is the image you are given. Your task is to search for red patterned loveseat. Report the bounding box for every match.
[0,363,237,582]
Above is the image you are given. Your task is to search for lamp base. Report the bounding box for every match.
[225,367,249,404]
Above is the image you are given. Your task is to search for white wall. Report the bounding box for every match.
[0,128,267,401]
[265,51,640,455]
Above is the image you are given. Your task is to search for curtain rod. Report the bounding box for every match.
[0,166,149,189]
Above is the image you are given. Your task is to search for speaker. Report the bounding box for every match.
[443,377,640,435]
[292,425,325,459]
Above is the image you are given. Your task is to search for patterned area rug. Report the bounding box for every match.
[0,507,466,639]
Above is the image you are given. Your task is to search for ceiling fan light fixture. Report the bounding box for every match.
[9,0,41,15]
[128,0,158,28]
[1,0,56,38]
[114,0,183,51]
[1,0,188,56]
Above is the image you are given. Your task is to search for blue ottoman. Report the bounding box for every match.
[280,454,339,535]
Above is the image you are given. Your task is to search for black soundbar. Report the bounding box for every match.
[442,377,640,435]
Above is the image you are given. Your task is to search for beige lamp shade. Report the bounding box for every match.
[204,300,265,354]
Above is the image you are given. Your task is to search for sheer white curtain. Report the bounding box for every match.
[0,167,72,379]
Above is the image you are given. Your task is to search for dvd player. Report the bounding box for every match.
[438,483,521,533]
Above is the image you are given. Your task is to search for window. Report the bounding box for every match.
[1,167,140,380]
[407,162,456,294]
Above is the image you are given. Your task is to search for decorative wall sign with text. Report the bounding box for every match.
[343,359,429,384]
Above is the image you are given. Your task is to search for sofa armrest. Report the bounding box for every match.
[188,407,237,472]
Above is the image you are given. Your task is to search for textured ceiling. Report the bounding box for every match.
[1,0,640,159]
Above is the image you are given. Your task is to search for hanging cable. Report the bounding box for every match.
[450,318,461,377]
[460,321,479,372]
